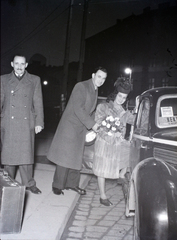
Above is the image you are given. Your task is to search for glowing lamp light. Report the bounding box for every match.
[124,68,132,82]
[43,81,48,85]
[125,68,132,74]
[157,212,168,222]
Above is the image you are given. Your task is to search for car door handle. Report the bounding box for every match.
[141,143,148,149]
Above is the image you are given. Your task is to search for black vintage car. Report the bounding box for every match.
[126,87,177,240]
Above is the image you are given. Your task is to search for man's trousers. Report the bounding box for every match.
[4,164,36,187]
[52,165,80,190]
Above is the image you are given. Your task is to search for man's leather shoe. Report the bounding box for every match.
[52,187,64,195]
[26,186,42,194]
[100,198,113,206]
[65,186,86,195]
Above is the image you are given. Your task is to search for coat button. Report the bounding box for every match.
[24,117,27,120]
[11,116,14,119]
[11,90,14,93]
[24,105,27,108]
[12,105,15,108]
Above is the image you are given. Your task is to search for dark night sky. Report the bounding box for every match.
[1,0,176,72]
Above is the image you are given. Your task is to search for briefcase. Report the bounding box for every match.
[0,169,26,234]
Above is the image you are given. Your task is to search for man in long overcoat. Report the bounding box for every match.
[47,67,107,195]
[1,55,44,194]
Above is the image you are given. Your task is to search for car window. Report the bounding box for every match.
[134,98,150,136]
[156,94,177,128]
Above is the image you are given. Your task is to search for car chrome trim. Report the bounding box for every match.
[133,134,150,141]
[152,137,177,146]
[133,134,177,146]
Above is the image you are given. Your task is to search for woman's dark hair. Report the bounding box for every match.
[106,77,132,108]
[106,88,119,103]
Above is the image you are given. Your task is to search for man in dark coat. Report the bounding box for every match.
[47,67,107,195]
[1,55,44,194]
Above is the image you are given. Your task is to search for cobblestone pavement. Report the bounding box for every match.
[61,175,134,240]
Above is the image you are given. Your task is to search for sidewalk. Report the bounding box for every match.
[0,128,92,240]
[1,163,91,240]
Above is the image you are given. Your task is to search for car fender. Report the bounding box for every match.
[133,158,177,240]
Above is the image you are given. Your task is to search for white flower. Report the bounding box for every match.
[108,131,113,136]
[106,123,111,128]
[115,119,120,126]
[106,116,111,121]
[102,120,107,126]
[111,126,116,131]
[109,116,114,122]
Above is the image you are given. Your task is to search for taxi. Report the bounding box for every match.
[126,87,177,240]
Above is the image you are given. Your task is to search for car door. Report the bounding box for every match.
[130,97,152,171]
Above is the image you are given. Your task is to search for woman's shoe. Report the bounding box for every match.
[100,198,113,206]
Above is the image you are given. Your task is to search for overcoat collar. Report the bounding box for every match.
[9,71,32,91]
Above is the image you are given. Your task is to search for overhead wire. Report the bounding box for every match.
[2,0,148,57]
[2,0,68,57]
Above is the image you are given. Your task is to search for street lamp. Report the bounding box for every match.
[124,68,132,81]
[43,80,48,85]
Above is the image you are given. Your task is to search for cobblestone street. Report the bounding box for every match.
[61,175,134,240]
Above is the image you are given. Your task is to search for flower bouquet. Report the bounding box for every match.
[100,115,123,136]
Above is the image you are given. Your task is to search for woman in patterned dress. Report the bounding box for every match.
[92,78,138,206]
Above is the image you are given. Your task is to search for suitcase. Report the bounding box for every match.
[0,169,26,234]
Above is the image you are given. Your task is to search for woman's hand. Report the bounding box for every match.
[92,123,100,133]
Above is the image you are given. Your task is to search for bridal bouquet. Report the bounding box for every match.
[100,115,123,136]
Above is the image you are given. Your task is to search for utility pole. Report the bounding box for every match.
[77,0,89,82]
[61,0,74,112]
